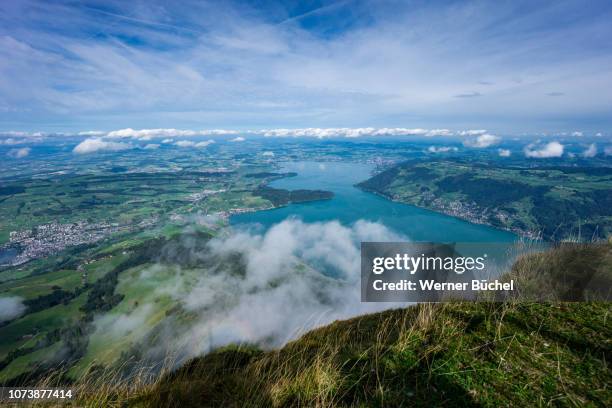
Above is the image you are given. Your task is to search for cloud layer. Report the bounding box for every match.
[463,134,501,148]
[2,1,612,132]
[106,128,237,140]
[0,296,26,323]
[427,146,458,153]
[174,139,215,148]
[582,143,597,158]
[524,141,565,158]
[7,147,31,158]
[69,127,503,140]
[73,138,132,154]
[92,219,408,362]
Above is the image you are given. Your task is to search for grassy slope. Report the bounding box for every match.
[356,160,612,240]
[13,243,610,406]
[132,303,609,407]
[115,244,612,408]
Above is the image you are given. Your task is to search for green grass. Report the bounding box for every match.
[0,341,64,383]
[0,269,81,299]
[358,160,612,240]
[0,264,39,283]
[0,292,87,361]
[120,301,611,407]
[0,169,269,246]
[69,263,187,378]
[41,242,611,408]
[0,252,127,300]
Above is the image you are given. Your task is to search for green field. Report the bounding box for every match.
[0,161,336,384]
[358,160,612,240]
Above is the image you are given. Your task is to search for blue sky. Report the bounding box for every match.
[1,0,611,134]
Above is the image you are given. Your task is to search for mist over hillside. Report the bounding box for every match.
[74,219,410,374]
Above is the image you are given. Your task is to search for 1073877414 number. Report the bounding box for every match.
[1,388,73,401]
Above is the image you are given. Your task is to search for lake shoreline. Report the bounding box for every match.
[355,184,539,241]
[231,161,518,244]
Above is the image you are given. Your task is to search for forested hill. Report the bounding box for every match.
[357,160,612,240]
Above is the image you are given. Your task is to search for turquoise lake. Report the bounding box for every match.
[231,161,518,243]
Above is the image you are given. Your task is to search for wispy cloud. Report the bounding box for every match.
[0,296,26,322]
[174,139,215,148]
[463,134,501,148]
[256,128,454,138]
[78,130,106,136]
[454,92,482,98]
[457,130,487,136]
[1,1,611,132]
[582,143,597,158]
[107,128,238,140]
[0,138,28,145]
[427,146,458,153]
[106,219,408,356]
[7,147,31,158]
[73,138,132,154]
[524,141,564,158]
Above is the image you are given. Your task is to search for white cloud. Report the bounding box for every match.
[0,137,27,145]
[0,296,26,322]
[427,146,458,153]
[143,143,160,150]
[178,219,407,349]
[195,140,215,148]
[78,130,105,136]
[106,128,238,140]
[73,138,132,154]
[107,128,197,140]
[0,131,45,144]
[457,129,487,136]
[0,131,30,137]
[571,131,584,137]
[256,128,454,138]
[498,148,511,157]
[93,304,155,339]
[7,147,31,158]
[175,139,215,148]
[524,141,564,158]
[3,1,612,132]
[200,129,239,136]
[262,151,275,157]
[175,140,195,147]
[93,127,493,140]
[161,138,174,144]
[86,219,410,364]
[463,133,501,148]
[582,143,597,158]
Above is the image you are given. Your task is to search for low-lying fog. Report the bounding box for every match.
[93,218,409,368]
